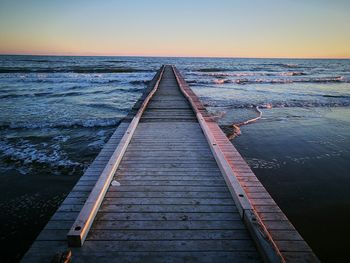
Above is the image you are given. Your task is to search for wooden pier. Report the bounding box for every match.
[22,65,319,263]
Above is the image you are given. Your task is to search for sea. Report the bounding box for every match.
[0,55,349,262]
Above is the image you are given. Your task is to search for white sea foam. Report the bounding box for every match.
[203,99,350,109]
[1,56,350,180]
[53,135,70,143]
[88,130,108,149]
[6,118,120,129]
[0,139,81,170]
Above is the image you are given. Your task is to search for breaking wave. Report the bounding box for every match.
[203,99,350,109]
[0,89,140,99]
[197,68,234,72]
[129,80,150,85]
[0,139,81,171]
[16,77,122,84]
[195,71,307,78]
[19,59,67,63]
[0,118,121,130]
[0,67,151,74]
[0,92,53,99]
[104,60,129,63]
[189,76,347,85]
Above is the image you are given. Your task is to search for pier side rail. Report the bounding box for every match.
[66,66,165,247]
[172,66,319,263]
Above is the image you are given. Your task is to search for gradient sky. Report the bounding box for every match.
[0,0,349,58]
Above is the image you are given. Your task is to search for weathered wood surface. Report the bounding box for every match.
[22,65,318,263]
[66,66,165,246]
[173,66,319,263]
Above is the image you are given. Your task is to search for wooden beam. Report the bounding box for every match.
[172,66,284,263]
[66,66,165,247]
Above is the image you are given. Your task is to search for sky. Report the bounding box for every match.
[0,0,349,58]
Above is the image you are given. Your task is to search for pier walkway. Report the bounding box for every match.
[22,66,318,262]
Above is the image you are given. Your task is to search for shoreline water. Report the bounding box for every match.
[0,126,117,262]
[218,106,350,262]
[0,56,349,262]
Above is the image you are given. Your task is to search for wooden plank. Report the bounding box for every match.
[106,180,226,186]
[72,185,229,193]
[121,156,216,160]
[91,220,246,230]
[111,175,225,180]
[67,67,165,246]
[95,212,241,221]
[75,179,225,186]
[23,249,261,263]
[117,163,221,168]
[87,229,251,240]
[173,66,284,263]
[38,229,251,241]
[84,67,247,261]
[172,66,319,262]
[114,171,223,176]
[115,168,221,172]
[52,211,239,221]
[104,191,232,198]
[97,204,238,213]
[72,240,257,252]
[24,65,319,263]
[100,197,235,205]
[58,204,239,213]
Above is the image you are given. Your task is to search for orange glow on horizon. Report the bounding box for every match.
[1,1,349,59]
[1,48,349,59]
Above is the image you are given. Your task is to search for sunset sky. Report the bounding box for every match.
[0,0,349,58]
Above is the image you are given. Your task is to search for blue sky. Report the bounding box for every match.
[0,0,349,57]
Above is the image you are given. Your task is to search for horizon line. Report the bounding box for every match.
[0,52,350,60]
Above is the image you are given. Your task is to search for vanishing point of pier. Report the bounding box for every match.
[22,66,319,263]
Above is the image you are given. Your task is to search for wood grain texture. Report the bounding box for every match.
[22,65,318,263]
[172,66,319,263]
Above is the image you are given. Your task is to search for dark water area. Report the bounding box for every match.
[0,173,78,262]
[217,107,350,262]
[0,55,350,262]
[0,127,114,262]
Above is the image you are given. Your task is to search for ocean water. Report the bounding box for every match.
[0,55,349,262]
